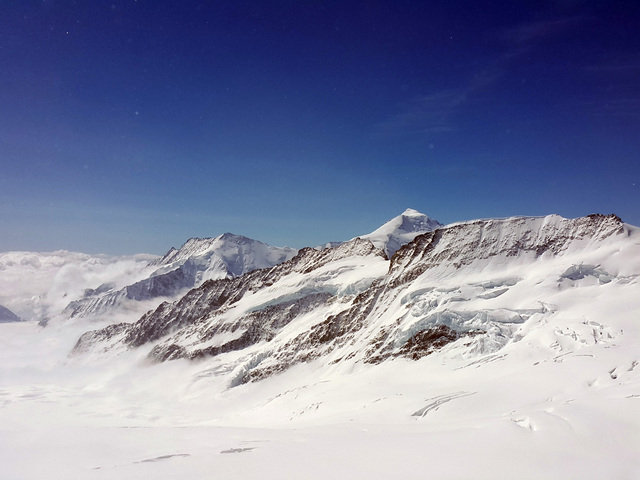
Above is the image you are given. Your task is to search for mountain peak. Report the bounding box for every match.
[360,209,443,258]
[217,232,253,243]
[401,208,423,217]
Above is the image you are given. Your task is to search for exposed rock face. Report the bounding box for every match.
[71,323,130,355]
[396,325,462,360]
[149,292,333,362]
[73,214,630,387]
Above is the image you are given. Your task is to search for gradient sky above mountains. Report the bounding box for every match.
[1,1,639,254]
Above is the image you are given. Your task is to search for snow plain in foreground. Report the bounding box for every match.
[1,303,638,480]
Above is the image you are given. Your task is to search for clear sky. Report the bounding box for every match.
[1,1,639,255]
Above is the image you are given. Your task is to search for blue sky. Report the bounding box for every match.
[1,1,639,254]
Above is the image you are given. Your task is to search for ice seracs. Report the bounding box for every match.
[359,208,443,258]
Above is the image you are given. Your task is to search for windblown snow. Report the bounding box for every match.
[1,211,639,480]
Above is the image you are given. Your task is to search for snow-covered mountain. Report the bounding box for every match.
[151,233,297,278]
[62,210,435,323]
[359,207,442,257]
[63,233,297,321]
[75,213,637,387]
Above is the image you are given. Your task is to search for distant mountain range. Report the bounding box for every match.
[63,233,297,321]
[60,209,440,323]
[3,209,636,389]
[0,209,442,326]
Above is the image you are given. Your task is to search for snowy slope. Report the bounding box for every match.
[359,207,442,257]
[72,237,388,360]
[0,304,21,323]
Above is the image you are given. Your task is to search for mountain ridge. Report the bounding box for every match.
[73,213,635,389]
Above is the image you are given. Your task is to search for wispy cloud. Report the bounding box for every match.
[375,61,510,138]
[580,53,640,118]
[376,14,594,138]
[585,99,640,118]
[500,16,589,44]
[583,53,640,73]
[376,90,467,136]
